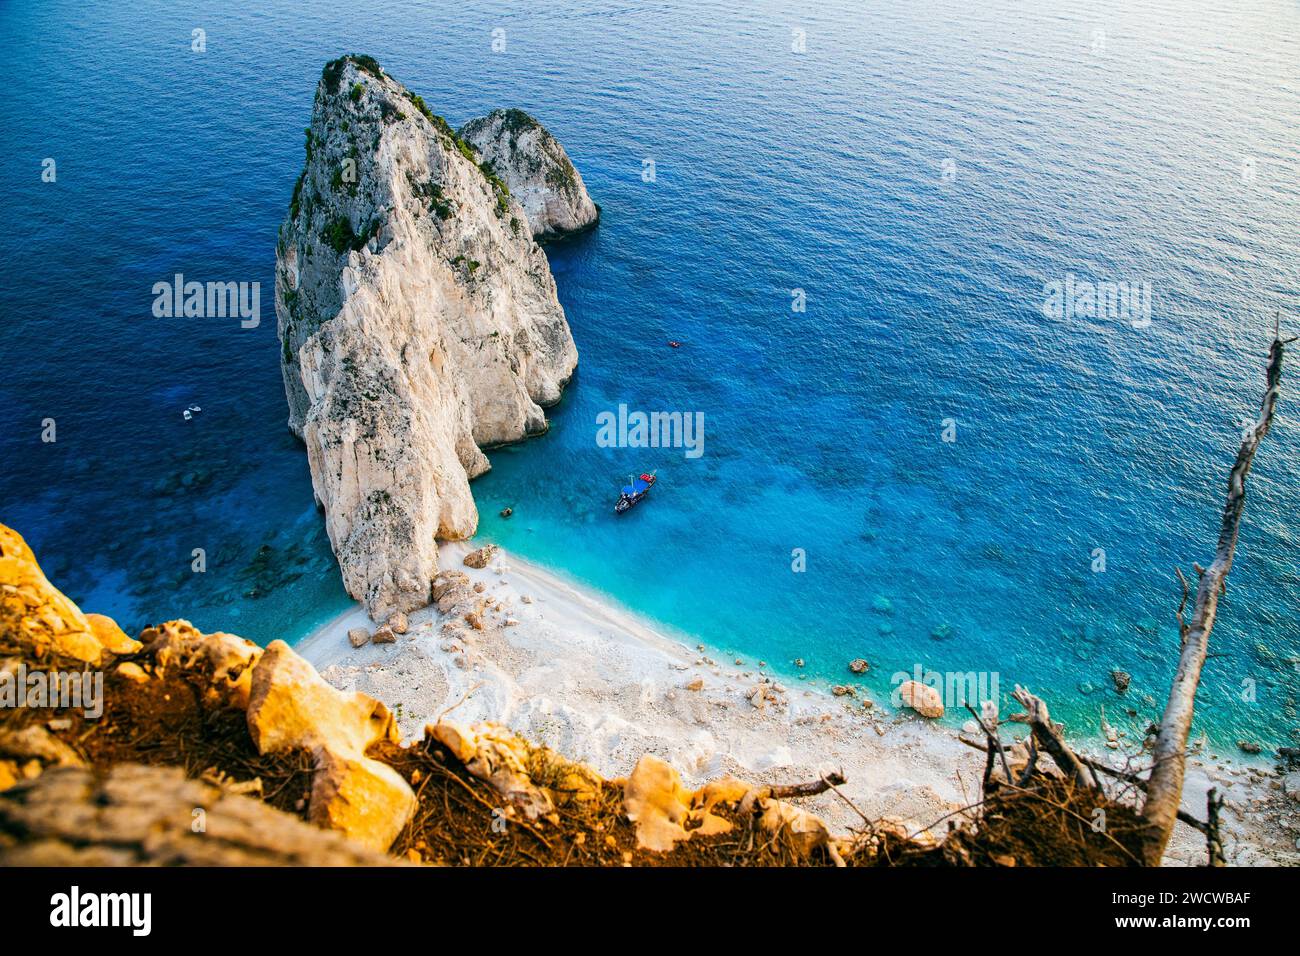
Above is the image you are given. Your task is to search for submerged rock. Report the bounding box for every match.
[457,108,599,239]
[276,57,579,621]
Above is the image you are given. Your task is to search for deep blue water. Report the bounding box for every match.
[2,0,1298,749]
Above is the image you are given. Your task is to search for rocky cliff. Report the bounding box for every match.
[458,109,599,239]
[275,56,579,621]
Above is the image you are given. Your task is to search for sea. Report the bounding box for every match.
[2,0,1298,750]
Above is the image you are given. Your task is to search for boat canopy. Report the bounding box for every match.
[621,477,651,496]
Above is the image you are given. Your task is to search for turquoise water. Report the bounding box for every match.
[2,0,1298,749]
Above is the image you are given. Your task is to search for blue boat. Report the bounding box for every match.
[615,472,657,514]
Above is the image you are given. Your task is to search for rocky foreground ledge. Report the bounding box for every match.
[0,522,900,866]
[5,522,1293,865]
[276,56,593,622]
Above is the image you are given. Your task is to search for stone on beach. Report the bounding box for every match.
[347,627,370,648]
[432,571,470,602]
[386,612,409,635]
[463,545,499,569]
[899,680,944,719]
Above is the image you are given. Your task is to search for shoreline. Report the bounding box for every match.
[296,541,1296,866]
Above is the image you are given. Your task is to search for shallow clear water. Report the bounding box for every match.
[2,0,1298,748]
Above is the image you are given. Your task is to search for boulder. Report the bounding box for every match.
[848,658,869,674]
[0,523,141,665]
[898,680,944,718]
[140,620,262,710]
[437,586,473,615]
[428,720,565,819]
[457,108,599,238]
[0,764,398,866]
[432,571,470,601]
[347,627,370,648]
[246,640,415,851]
[1281,771,1300,803]
[116,662,150,684]
[463,545,499,569]
[385,611,409,635]
[623,755,698,852]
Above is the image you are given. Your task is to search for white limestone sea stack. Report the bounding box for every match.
[275,56,584,620]
[458,109,600,239]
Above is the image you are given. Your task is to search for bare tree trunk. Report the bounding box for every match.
[1140,330,1289,865]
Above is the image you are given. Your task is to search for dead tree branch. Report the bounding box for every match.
[966,704,1012,786]
[956,730,1211,834]
[1141,331,1287,865]
[765,771,847,800]
[1009,686,1099,789]
[1206,787,1225,867]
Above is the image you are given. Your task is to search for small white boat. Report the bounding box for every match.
[182,410,193,421]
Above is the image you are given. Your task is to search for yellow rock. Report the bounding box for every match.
[430,720,600,812]
[86,614,140,656]
[756,798,845,865]
[899,680,945,718]
[116,662,150,684]
[428,720,556,819]
[247,641,413,852]
[0,523,140,664]
[624,755,693,852]
[141,620,262,710]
